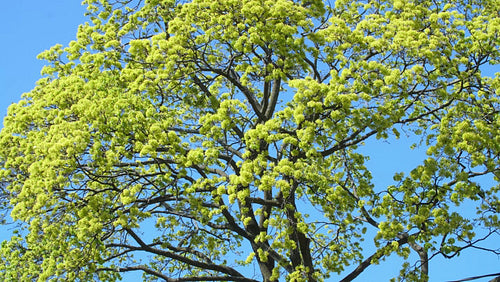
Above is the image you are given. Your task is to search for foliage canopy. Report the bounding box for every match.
[1,0,499,281]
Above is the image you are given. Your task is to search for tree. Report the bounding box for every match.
[0,0,499,281]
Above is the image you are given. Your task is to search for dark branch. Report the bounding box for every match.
[119,228,247,278]
[99,266,259,282]
[447,273,500,282]
[340,234,411,282]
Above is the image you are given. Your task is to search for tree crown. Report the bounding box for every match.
[0,0,499,281]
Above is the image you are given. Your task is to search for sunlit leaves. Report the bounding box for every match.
[0,0,499,281]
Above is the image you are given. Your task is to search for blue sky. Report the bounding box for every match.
[0,1,87,118]
[0,1,498,281]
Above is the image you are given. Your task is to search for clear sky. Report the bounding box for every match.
[0,1,86,118]
[0,1,498,281]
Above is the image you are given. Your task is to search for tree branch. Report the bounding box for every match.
[264,78,281,120]
[339,234,411,282]
[408,240,429,278]
[120,228,247,278]
[99,266,260,282]
[447,272,500,282]
[200,67,265,121]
